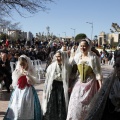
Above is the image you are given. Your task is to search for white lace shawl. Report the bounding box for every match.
[12,55,38,88]
[42,61,70,115]
[72,52,102,80]
[69,46,75,63]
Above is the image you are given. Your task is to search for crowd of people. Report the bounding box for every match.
[0,37,120,120]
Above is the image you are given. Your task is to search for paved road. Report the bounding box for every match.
[0,63,114,120]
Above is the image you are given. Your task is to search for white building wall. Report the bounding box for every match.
[27,31,33,41]
[98,32,119,46]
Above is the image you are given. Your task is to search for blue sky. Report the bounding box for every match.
[8,0,120,39]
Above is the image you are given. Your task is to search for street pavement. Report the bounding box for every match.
[0,62,114,120]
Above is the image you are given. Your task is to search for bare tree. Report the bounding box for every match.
[112,23,120,32]
[0,0,54,30]
[0,0,54,16]
[0,0,54,35]
[0,18,21,32]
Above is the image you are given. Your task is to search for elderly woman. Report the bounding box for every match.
[42,50,71,120]
[4,55,42,120]
[67,39,102,120]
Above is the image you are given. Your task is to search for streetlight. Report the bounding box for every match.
[71,28,76,40]
[86,22,93,40]
[58,34,60,40]
[63,32,66,41]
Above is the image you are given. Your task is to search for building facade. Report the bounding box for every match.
[98,31,120,47]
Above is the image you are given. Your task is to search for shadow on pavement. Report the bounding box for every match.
[0,90,11,101]
[0,111,6,116]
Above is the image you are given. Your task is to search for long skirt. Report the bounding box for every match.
[67,79,98,120]
[101,97,120,120]
[4,86,42,120]
[43,80,66,120]
[102,77,120,120]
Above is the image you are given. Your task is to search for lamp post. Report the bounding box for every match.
[63,32,66,41]
[58,34,60,40]
[71,28,76,39]
[86,22,93,40]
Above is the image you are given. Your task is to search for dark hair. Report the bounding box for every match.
[0,49,8,54]
[63,42,67,46]
[19,57,27,66]
[56,50,62,56]
[80,39,90,46]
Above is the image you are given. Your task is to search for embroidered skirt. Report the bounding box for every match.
[43,80,66,120]
[67,79,98,120]
[4,86,42,120]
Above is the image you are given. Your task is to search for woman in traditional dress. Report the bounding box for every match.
[42,50,71,120]
[4,55,42,120]
[66,39,102,120]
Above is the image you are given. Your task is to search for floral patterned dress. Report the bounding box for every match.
[67,60,99,120]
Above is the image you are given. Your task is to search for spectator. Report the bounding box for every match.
[0,50,12,92]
